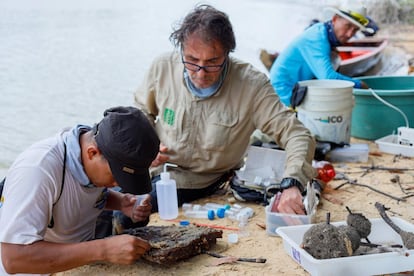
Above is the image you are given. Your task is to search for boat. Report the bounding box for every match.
[335,38,388,77]
[260,38,388,77]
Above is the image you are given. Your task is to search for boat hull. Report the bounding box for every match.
[336,39,388,77]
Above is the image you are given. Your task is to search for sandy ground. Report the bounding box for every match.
[56,25,414,276]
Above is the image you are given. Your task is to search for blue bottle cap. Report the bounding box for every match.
[224,204,231,210]
[179,220,190,226]
[216,208,226,218]
[207,209,215,220]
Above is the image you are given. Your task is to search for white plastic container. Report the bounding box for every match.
[156,163,178,220]
[327,143,369,163]
[297,80,355,144]
[276,217,414,276]
[376,134,414,157]
[265,195,315,236]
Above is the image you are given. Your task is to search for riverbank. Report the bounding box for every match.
[55,24,414,276]
[57,141,414,276]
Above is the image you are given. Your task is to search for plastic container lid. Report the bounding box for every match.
[179,220,190,226]
[207,210,215,220]
[216,208,226,218]
[227,233,239,244]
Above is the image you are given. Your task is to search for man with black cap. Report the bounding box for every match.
[269,1,372,108]
[0,106,160,275]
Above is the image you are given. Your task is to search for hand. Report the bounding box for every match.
[131,194,152,222]
[103,235,150,264]
[276,187,305,215]
[120,194,152,223]
[150,143,169,167]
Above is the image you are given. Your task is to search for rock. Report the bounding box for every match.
[347,212,372,239]
[302,223,353,259]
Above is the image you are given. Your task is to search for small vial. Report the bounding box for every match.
[230,204,242,213]
[236,207,254,220]
[233,204,243,209]
[132,194,147,223]
[238,214,249,237]
[184,209,215,220]
[193,204,203,211]
[182,203,193,212]
[203,203,230,210]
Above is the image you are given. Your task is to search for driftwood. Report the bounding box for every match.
[127,225,222,265]
[375,202,414,250]
[360,165,414,173]
[334,174,407,202]
[203,251,267,263]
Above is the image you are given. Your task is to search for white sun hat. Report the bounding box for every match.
[324,0,374,34]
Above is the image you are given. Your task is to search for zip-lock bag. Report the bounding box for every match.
[229,174,281,205]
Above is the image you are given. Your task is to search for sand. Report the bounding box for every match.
[56,24,414,276]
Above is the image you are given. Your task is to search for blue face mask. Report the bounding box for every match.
[183,62,228,99]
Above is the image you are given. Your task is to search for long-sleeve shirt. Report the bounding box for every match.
[134,51,316,189]
[269,22,362,106]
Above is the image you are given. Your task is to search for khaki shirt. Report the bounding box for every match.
[134,51,316,189]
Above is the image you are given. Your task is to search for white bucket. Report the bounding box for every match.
[297,79,354,144]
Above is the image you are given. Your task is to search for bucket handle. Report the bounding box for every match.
[369,88,409,128]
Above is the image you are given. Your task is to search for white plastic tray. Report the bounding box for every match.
[265,202,315,237]
[375,134,414,157]
[276,217,414,276]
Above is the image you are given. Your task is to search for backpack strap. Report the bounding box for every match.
[0,177,5,206]
[48,142,67,228]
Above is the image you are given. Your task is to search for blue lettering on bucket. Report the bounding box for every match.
[292,247,301,263]
[314,116,343,124]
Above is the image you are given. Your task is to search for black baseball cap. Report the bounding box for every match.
[93,106,160,194]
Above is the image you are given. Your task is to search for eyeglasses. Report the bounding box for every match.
[181,56,227,73]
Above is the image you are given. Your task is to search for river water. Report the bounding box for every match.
[1,0,331,178]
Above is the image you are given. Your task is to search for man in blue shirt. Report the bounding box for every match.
[269,4,372,107]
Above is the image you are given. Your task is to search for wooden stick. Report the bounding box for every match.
[375,202,414,249]
[342,182,405,202]
[334,176,406,202]
[169,219,240,231]
[204,251,267,263]
[360,165,414,172]
[375,202,404,234]
[360,241,403,248]
[391,175,414,197]
[191,222,239,231]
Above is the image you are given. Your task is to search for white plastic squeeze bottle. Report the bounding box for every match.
[156,163,179,220]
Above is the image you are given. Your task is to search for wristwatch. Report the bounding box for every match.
[280,178,304,193]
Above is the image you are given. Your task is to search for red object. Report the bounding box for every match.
[338,50,370,60]
[313,161,336,183]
